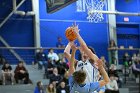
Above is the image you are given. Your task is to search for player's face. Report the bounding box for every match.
[82,52,88,60]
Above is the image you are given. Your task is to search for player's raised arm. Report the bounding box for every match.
[68,43,77,76]
[64,41,77,63]
[64,42,72,62]
[98,59,110,87]
[73,23,99,62]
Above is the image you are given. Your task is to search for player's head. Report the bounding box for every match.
[82,52,88,60]
[73,70,86,84]
[88,46,96,54]
[80,46,96,61]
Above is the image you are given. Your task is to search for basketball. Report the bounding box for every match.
[65,27,77,41]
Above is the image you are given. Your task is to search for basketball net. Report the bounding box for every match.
[76,0,107,23]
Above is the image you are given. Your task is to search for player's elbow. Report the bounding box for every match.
[104,79,110,84]
[68,68,75,75]
[99,79,110,87]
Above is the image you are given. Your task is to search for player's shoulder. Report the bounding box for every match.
[89,82,100,91]
[89,82,99,86]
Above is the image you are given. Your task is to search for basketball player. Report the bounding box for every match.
[68,43,109,93]
[64,42,105,93]
[74,23,108,93]
[64,42,98,81]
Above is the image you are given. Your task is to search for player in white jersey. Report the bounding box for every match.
[76,46,99,83]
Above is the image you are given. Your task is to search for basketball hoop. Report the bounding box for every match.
[76,0,107,23]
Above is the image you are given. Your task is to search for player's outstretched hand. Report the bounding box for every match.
[72,22,80,35]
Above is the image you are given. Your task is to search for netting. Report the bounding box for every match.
[76,0,107,23]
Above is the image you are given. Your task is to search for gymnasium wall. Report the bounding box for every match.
[116,0,140,23]
[0,0,33,47]
[116,0,140,48]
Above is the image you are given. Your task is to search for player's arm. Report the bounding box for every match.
[98,59,110,87]
[98,86,106,93]
[89,60,109,92]
[77,34,99,62]
[73,24,99,62]
[68,44,77,76]
[64,42,77,63]
[64,42,71,62]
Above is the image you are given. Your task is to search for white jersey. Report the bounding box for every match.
[75,60,99,83]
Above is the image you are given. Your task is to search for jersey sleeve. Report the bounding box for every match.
[68,75,75,89]
[97,86,106,92]
[89,82,100,92]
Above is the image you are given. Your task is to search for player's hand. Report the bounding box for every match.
[72,22,80,34]
[97,59,103,69]
[69,41,75,46]
[71,43,78,51]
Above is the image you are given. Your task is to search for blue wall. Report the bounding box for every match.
[116,0,140,49]
[0,0,33,46]
[116,0,140,22]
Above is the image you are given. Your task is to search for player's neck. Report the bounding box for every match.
[82,59,88,62]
